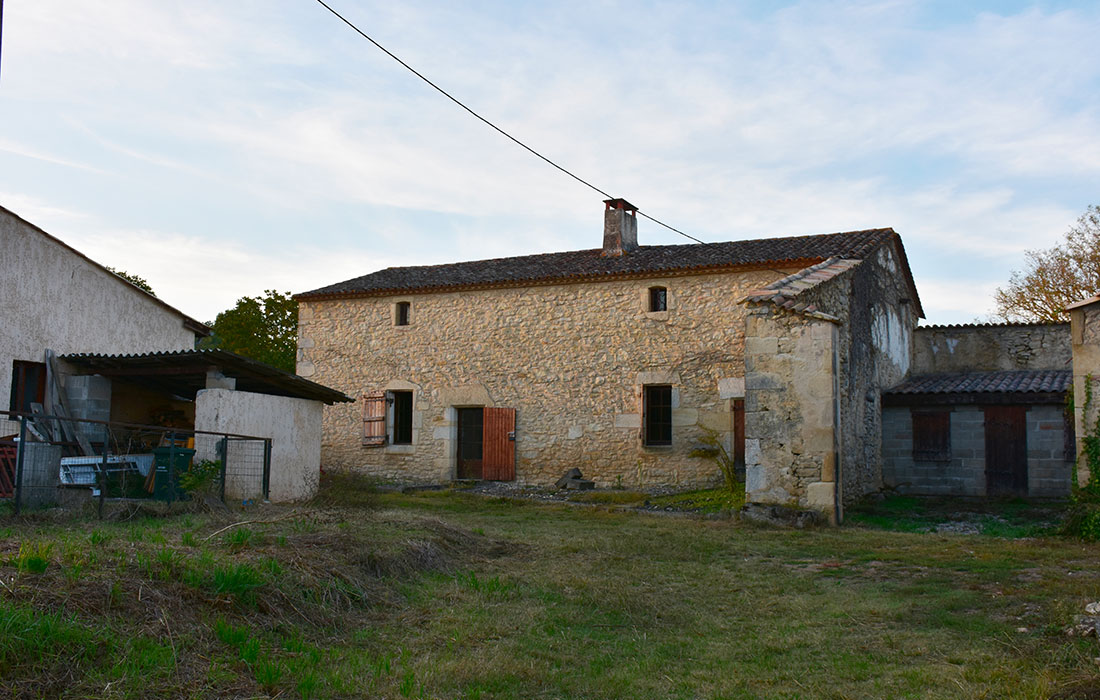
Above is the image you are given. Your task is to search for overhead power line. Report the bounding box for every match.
[312,0,705,245]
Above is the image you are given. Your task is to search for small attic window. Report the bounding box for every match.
[395,302,410,326]
[648,287,667,312]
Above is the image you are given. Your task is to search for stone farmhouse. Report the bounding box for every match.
[296,200,923,522]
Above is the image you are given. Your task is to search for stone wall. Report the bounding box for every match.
[742,242,915,520]
[882,404,1071,496]
[743,307,839,520]
[912,323,1070,374]
[1071,303,1100,485]
[298,268,791,488]
[837,246,916,502]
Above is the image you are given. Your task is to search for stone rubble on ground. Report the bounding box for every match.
[1066,601,1100,638]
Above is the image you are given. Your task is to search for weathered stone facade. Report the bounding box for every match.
[743,244,916,521]
[912,323,1070,374]
[1070,300,1100,486]
[298,269,792,488]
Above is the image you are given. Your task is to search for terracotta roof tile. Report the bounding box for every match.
[297,228,902,301]
[885,370,1070,396]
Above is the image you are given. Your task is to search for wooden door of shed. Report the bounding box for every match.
[482,407,516,481]
[984,405,1028,497]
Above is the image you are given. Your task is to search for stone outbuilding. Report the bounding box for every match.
[296,200,924,521]
[880,322,1074,498]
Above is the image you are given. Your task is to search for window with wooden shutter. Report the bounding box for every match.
[361,391,387,446]
[912,410,950,462]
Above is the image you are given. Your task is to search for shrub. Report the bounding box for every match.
[180,459,222,495]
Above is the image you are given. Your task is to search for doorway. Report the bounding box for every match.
[984,405,1028,497]
[456,407,483,479]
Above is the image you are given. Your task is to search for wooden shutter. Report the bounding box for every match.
[912,410,950,462]
[361,391,387,446]
[482,407,516,481]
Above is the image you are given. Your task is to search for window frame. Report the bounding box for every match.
[911,409,951,462]
[394,301,411,327]
[391,390,413,445]
[648,286,667,313]
[643,384,673,447]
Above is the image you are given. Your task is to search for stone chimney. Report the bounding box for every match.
[601,198,638,257]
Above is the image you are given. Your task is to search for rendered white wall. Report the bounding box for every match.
[1,207,198,432]
[193,388,323,502]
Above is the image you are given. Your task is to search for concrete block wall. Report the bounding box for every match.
[882,404,1071,497]
[63,374,111,446]
[881,406,986,496]
[1027,405,1071,496]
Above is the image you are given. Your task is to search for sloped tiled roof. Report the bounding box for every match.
[297,228,919,312]
[916,321,1068,331]
[886,370,1070,396]
[740,257,862,321]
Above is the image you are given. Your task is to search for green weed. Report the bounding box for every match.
[224,527,257,548]
[213,619,250,648]
[210,563,264,605]
[16,541,53,574]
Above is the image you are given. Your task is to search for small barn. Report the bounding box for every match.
[881,369,1072,497]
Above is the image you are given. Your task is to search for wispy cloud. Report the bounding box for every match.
[0,0,1097,324]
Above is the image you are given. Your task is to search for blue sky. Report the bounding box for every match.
[1,0,1098,324]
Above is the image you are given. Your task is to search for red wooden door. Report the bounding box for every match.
[482,407,516,481]
[984,406,1028,497]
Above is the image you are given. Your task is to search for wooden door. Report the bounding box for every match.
[984,406,1028,497]
[483,407,516,481]
[456,408,484,479]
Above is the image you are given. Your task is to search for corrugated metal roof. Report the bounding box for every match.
[61,349,352,404]
[886,369,1071,396]
[296,227,923,316]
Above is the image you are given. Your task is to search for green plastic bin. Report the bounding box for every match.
[151,447,195,501]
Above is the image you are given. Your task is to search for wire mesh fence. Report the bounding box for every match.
[0,410,271,516]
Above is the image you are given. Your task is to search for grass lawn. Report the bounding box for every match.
[1,482,1100,699]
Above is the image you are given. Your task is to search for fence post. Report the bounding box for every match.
[219,436,228,504]
[99,447,108,520]
[13,417,27,515]
[262,439,271,501]
[167,431,176,506]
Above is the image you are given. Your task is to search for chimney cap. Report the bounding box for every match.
[603,198,637,213]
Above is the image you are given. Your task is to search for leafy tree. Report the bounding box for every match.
[994,205,1100,323]
[201,290,298,372]
[106,266,155,296]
